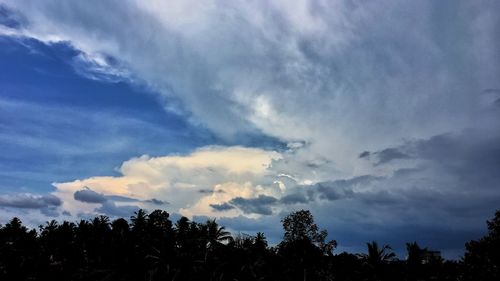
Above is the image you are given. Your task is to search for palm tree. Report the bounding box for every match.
[406,241,425,266]
[359,241,395,281]
[205,219,233,247]
[0,218,37,280]
[130,209,148,233]
[360,241,396,273]
[254,232,268,251]
[406,242,427,281]
[203,219,232,264]
[39,220,59,237]
[362,241,396,265]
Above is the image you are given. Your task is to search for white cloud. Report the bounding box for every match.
[53,146,282,218]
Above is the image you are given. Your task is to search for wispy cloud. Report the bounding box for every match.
[0,193,61,209]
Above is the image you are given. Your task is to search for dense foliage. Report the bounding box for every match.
[0,209,498,281]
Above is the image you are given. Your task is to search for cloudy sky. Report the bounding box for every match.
[1,0,499,258]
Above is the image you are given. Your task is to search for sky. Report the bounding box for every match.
[0,0,499,259]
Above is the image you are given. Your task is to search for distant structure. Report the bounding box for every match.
[422,250,442,264]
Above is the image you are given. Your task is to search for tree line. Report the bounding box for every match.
[0,208,498,281]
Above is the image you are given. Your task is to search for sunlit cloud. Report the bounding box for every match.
[53,146,282,218]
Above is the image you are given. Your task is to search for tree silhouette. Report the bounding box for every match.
[0,209,497,280]
[0,218,37,281]
[204,219,232,247]
[359,241,396,281]
[131,209,148,233]
[405,242,427,280]
[281,209,337,255]
[279,209,337,281]
[406,242,425,265]
[254,232,268,251]
[462,210,500,281]
[361,241,396,265]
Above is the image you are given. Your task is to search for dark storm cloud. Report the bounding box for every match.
[72,187,164,217]
[74,188,107,203]
[319,128,500,257]
[358,151,370,158]
[313,175,379,201]
[144,198,167,205]
[279,192,309,205]
[365,127,500,190]
[417,131,500,165]
[374,148,410,165]
[369,128,500,176]
[106,195,140,202]
[362,129,500,198]
[0,193,61,209]
[40,207,60,217]
[96,201,139,218]
[305,157,332,169]
[74,187,165,205]
[316,183,355,201]
[419,132,500,198]
[358,128,500,212]
[209,203,235,211]
[482,88,500,95]
[274,128,500,258]
[218,215,283,244]
[0,4,24,29]
[265,175,383,209]
[327,216,485,259]
[198,189,225,194]
[229,195,278,215]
